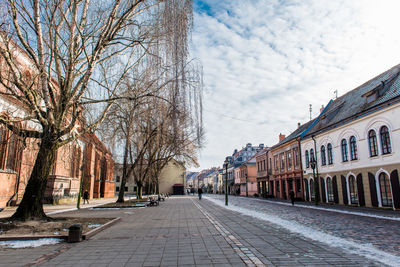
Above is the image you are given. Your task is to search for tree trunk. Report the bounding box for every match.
[12,138,58,220]
[137,183,143,199]
[117,136,130,203]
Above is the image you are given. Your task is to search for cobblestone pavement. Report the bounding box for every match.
[0,196,390,266]
[205,194,400,262]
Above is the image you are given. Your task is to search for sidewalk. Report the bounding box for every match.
[0,197,118,218]
[0,195,381,266]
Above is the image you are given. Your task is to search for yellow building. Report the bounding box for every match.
[158,160,186,195]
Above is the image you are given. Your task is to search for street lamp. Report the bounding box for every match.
[245,173,248,197]
[309,158,320,205]
[224,158,229,206]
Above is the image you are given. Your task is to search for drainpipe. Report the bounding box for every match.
[312,135,320,205]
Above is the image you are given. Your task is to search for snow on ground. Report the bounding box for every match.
[0,238,63,248]
[204,196,400,266]
[256,198,400,222]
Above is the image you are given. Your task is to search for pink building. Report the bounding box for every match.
[239,157,257,197]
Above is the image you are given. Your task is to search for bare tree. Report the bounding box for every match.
[0,0,167,220]
[100,0,203,202]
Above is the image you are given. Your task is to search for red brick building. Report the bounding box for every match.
[0,40,114,209]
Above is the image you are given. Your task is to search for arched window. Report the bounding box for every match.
[368,130,378,157]
[305,150,309,168]
[320,146,326,166]
[310,179,315,201]
[379,172,392,207]
[327,143,333,164]
[310,148,314,161]
[341,139,348,162]
[6,133,20,171]
[380,126,392,154]
[326,177,334,202]
[349,136,358,160]
[348,175,358,204]
[0,125,8,169]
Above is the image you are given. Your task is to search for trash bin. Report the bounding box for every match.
[68,224,82,243]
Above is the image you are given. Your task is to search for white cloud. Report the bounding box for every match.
[191,0,400,170]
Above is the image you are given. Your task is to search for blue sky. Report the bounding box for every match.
[190,0,400,171]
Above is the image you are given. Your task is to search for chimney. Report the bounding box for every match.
[279,133,286,142]
[297,122,301,128]
[320,105,325,113]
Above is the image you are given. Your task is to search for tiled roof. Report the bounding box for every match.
[303,63,400,138]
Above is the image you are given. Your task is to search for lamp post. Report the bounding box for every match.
[309,158,319,205]
[224,158,229,206]
[245,173,248,197]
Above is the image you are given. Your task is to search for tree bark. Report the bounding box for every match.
[12,137,58,220]
[117,136,130,203]
[137,182,143,199]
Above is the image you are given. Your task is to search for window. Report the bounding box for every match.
[116,176,120,182]
[368,130,378,157]
[327,143,333,164]
[341,139,348,162]
[379,172,392,207]
[380,126,392,154]
[276,180,280,192]
[305,150,309,168]
[5,132,21,172]
[0,126,7,169]
[326,177,334,202]
[349,136,358,160]
[294,148,299,167]
[125,187,128,191]
[116,186,120,191]
[287,151,292,169]
[310,148,315,161]
[269,158,272,172]
[320,146,326,166]
[280,153,285,170]
[348,175,358,204]
[274,156,278,171]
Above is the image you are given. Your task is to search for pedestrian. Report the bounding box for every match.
[191,187,194,195]
[289,190,295,206]
[83,190,89,204]
[198,187,203,200]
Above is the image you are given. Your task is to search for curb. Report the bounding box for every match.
[83,217,121,240]
[0,217,121,242]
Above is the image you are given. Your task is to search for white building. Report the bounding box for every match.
[301,64,400,209]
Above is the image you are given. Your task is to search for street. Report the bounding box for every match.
[0,195,399,266]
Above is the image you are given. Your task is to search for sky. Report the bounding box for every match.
[189,0,400,172]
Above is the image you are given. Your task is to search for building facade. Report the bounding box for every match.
[301,64,400,209]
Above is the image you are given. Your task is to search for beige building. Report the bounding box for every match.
[114,159,186,195]
[158,160,186,195]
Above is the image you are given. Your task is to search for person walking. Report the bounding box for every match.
[198,187,203,200]
[83,190,89,204]
[289,190,295,206]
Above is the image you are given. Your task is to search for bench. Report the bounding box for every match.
[158,194,165,202]
[148,196,159,206]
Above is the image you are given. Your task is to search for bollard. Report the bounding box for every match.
[68,224,83,243]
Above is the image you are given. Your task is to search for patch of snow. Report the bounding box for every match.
[87,224,102,229]
[0,238,63,248]
[204,196,400,266]
[258,198,400,222]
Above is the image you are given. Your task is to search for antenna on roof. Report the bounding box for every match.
[309,104,312,120]
[334,90,338,99]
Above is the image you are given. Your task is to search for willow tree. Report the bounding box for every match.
[100,0,203,202]
[0,0,167,220]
